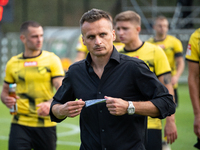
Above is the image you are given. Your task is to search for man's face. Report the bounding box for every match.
[115,21,139,44]
[21,26,43,51]
[81,18,115,57]
[153,19,169,36]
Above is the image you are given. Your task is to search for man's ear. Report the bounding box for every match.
[20,34,25,43]
[112,29,116,42]
[82,35,86,45]
[136,26,141,33]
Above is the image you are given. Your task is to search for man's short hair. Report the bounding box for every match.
[80,8,112,27]
[20,21,42,34]
[114,10,141,26]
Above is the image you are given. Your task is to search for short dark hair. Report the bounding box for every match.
[20,21,42,34]
[80,8,112,27]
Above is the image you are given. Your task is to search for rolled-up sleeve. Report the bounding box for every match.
[134,61,176,119]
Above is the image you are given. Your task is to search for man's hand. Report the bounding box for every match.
[171,75,179,86]
[53,99,85,119]
[105,96,128,116]
[164,115,178,144]
[37,101,51,116]
[2,95,19,109]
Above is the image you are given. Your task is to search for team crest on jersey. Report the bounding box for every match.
[186,44,191,56]
[24,61,38,67]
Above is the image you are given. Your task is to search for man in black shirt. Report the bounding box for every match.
[50,8,176,150]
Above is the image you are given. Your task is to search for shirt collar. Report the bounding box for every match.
[85,46,120,66]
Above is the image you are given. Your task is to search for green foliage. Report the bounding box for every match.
[0,84,198,150]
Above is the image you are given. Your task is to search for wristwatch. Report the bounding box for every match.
[127,101,135,115]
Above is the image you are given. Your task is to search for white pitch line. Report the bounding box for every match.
[57,123,80,137]
[0,119,81,146]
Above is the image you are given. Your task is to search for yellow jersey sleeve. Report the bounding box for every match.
[4,55,20,83]
[185,28,200,62]
[154,45,171,77]
[173,37,183,54]
[50,53,65,77]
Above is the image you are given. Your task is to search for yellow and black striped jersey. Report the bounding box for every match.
[186,28,200,97]
[119,42,171,129]
[4,51,65,127]
[186,28,200,63]
[148,35,183,84]
[118,42,171,77]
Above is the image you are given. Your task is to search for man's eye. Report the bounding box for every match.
[88,36,94,39]
[123,28,128,30]
[100,33,106,37]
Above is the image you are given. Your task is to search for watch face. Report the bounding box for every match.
[127,101,135,115]
[128,109,134,114]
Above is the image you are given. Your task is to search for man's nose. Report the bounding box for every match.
[95,37,102,45]
[117,29,123,35]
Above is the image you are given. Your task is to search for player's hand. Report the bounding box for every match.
[164,117,178,144]
[37,101,51,116]
[3,95,19,109]
[194,115,200,139]
[105,96,128,116]
[59,99,85,118]
[171,76,179,86]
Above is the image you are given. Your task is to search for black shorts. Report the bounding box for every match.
[174,88,178,106]
[9,123,57,150]
[145,129,162,150]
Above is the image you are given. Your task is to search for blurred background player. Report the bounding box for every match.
[148,16,185,107]
[186,28,200,149]
[114,10,177,150]
[0,21,65,150]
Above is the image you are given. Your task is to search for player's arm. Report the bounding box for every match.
[172,55,185,85]
[188,61,200,138]
[1,82,17,109]
[37,76,64,116]
[158,73,177,144]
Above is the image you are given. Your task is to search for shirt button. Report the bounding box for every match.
[98,92,101,94]
[102,129,104,132]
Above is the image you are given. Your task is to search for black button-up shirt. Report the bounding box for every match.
[50,47,176,150]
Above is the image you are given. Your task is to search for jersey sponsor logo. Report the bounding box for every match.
[186,44,191,56]
[24,61,38,67]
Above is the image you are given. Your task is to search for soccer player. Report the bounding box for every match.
[1,21,65,150]
[50,8,176,150]
[148,16,185,106]
[114,11,177,150]
[186,28,200,149]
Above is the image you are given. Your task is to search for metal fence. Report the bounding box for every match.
[0,28,195,84]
